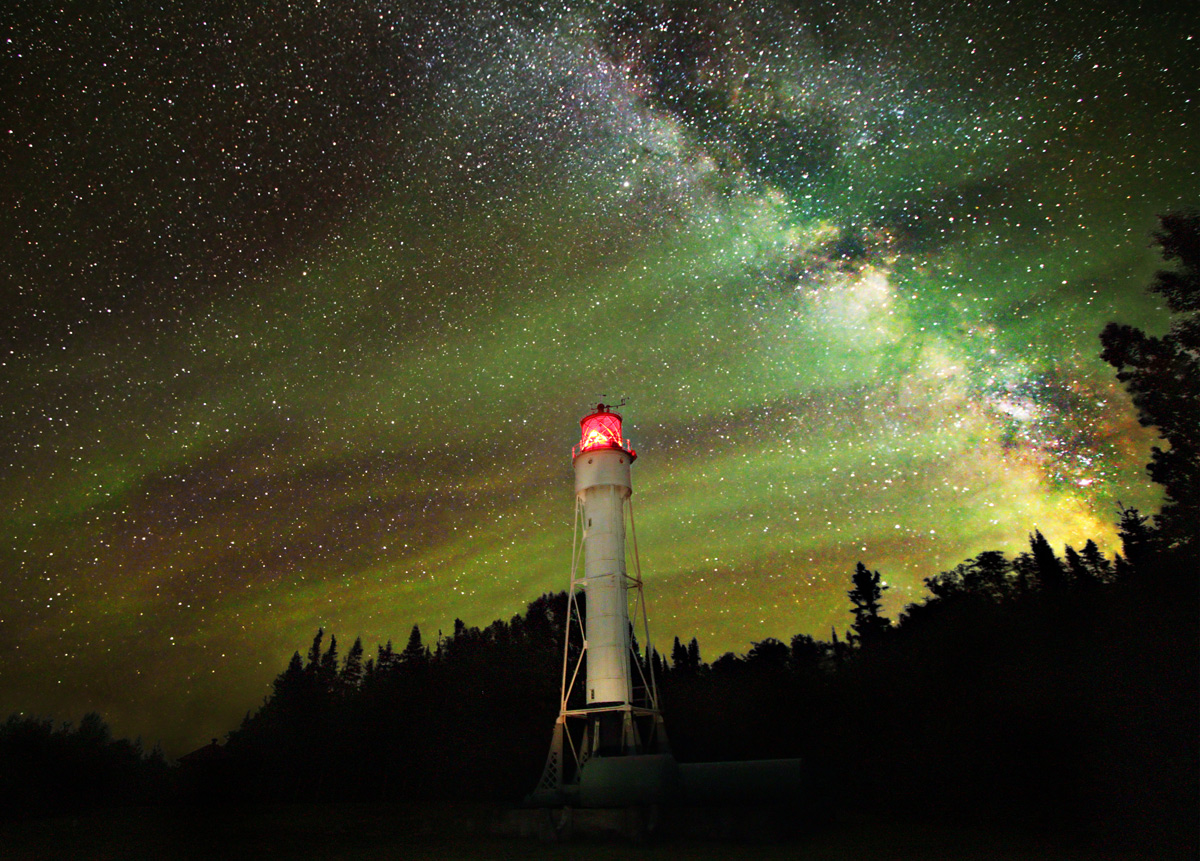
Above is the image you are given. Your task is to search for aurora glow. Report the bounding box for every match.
[2,0,1193,754]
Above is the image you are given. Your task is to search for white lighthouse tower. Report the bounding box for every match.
[531,403,672,807]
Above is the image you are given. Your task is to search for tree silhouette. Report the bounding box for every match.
[1063,545,1096,586]
[318,634,339,693]
[924,549,1016,603]
[744,637,789,670]
[669,635,701,672]
[1078,539,1113,582]
[1100,208,1200,550]
[0,712,168,817]
[1115,504,1155,575]
[400,624,429,667]
[273,652,306,704]
[341,637,364,692]
[847,562,891,645]
[376,639,396,675]
[305,628,324,671]
[1016,530,1067,591]
[671,635,687,671]
[788,633,828,672]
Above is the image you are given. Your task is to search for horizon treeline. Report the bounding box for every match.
[187,512,1193,836]
[0,711,170,818]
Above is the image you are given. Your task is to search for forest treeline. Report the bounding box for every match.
[0,712,169,817]
[2,212,1196,846]
[192,515,1192,842]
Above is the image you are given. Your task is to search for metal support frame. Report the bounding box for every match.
[533,492,668,801]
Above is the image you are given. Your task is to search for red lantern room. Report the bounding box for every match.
[573,403,636,461]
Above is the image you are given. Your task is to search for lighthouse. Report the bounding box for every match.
[525,404,805,823]
[530,403,673,807]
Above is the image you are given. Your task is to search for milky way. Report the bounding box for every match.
[2,1,1195,753]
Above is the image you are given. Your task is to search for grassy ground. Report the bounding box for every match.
[0,803,1189,860]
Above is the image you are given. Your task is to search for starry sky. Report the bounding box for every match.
[3,0,1195,755]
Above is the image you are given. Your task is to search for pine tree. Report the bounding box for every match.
[341,637,364,692]
[830,627,849,663]
[273,652,306,703]
[651,647,667,683]
[400,624,428,667]
[671,635,687,671]
[1100,208,1200,550]
[745,637,789,669]
[924,550,1016,603]
[1028,530,1067,590]
[847,562,891,645]
[318,634,339,693]
[1064,545,1098,586]
[376,640,395,675]
[1079,539,1113,582]
[1115,504,1155,575]
[306,628,324,671]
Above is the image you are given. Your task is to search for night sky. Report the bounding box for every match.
[3,1,1194,755]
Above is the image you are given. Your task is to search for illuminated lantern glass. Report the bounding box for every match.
[576,410,635,459]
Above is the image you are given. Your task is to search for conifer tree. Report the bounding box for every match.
[319,634,339,692]
[376,640,395,675]
[273,652,306,703]
[671,635,687,671]
[341,637,364,691]
[306,628,324,671]
[1115,505,1155,575]
[400,624,428,667]
[1079,539,1113,582]
[1063,545,1097,586]
[1101,208,1200,550]
[847,562,891,645]
[1028,530,1067,590]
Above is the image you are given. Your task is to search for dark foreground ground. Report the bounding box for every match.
[0,803,1191,861]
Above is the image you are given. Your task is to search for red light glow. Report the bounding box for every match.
[575,410,635,459]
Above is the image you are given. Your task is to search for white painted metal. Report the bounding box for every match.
[574,447,634,705]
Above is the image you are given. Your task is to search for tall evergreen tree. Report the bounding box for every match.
[400,624,428,667]
[273,652,306,703]
[650,647,667,684]
[306,628,324,671]
[1115,505,1155,575]
[1100,208,1200,550]
[847,562,891,645]
[376,640,396,675]
[1026,530,1067,590]
[341,637,364,691]
[1079,539,1113,582]
[318,634,339,692]
[1063,545,1098,586]
[671,635,688,671]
